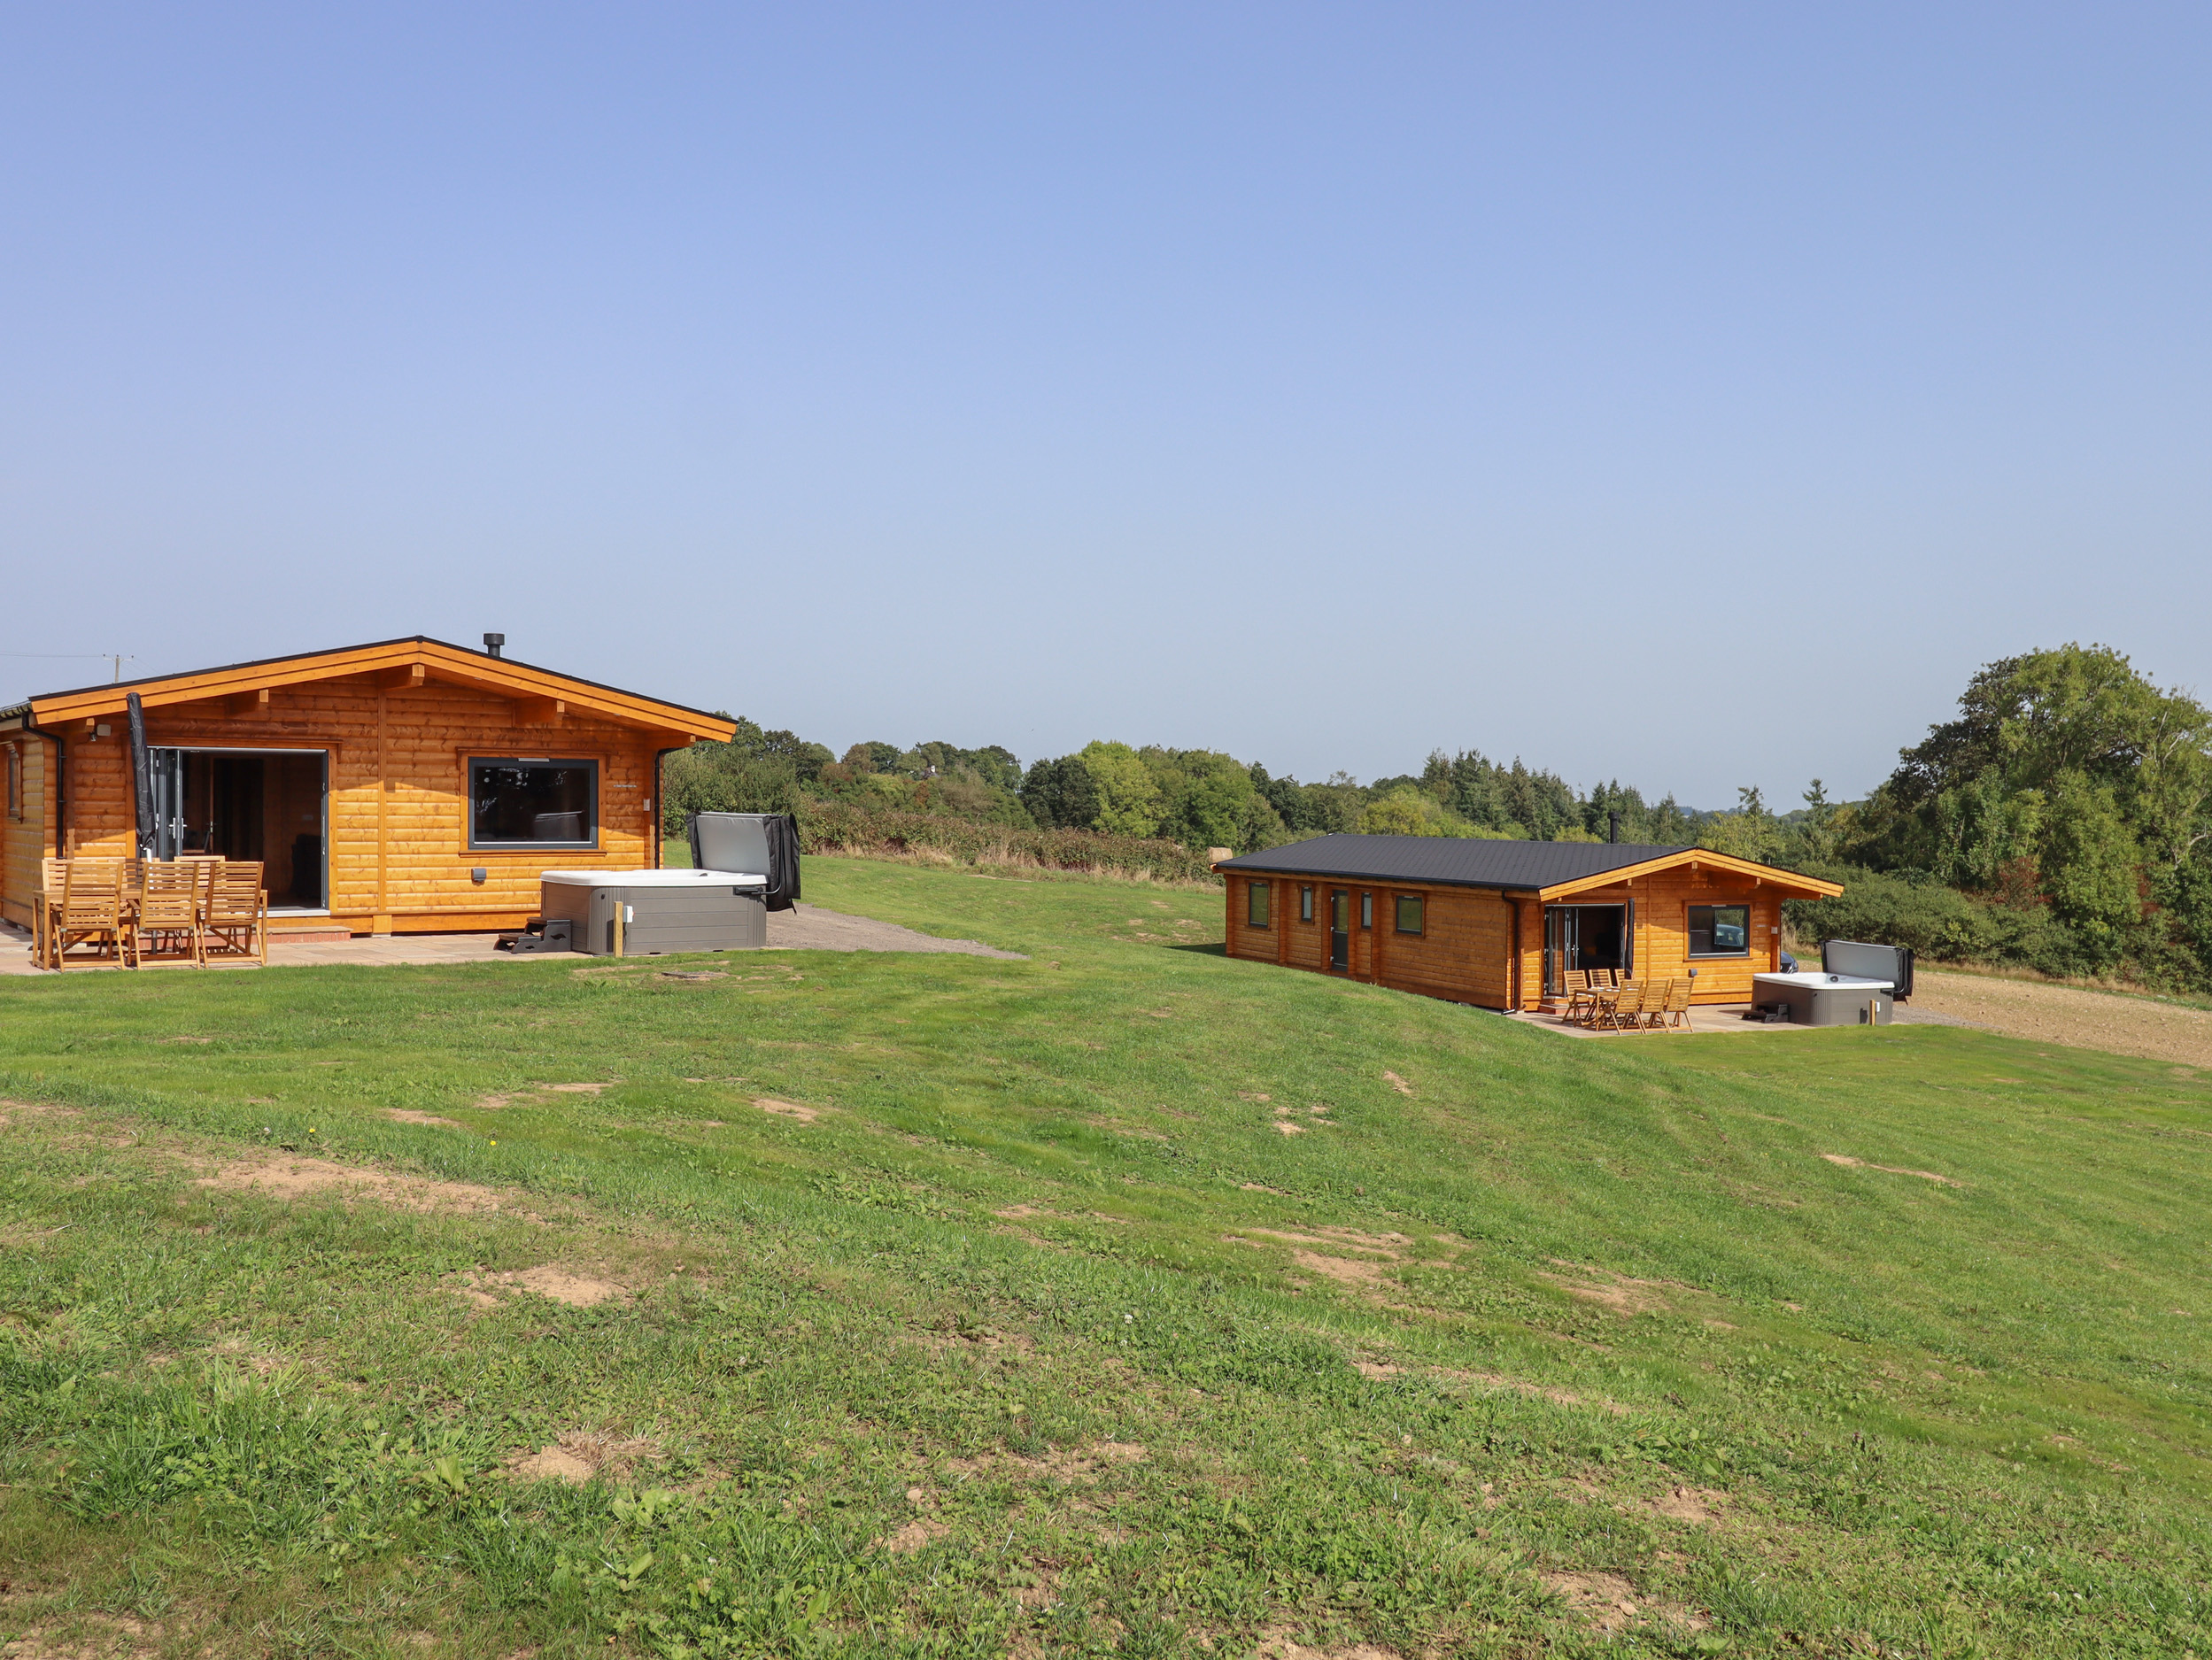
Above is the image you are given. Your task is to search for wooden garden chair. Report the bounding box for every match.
[131,861,207,968]
[53,860,129,969]
[1605,981,1651,1032]
[1661,977,1693,1031]
[1561,969,1590,1023]
[1584,978,1625,1030]
[204,861,267,963]
[34,856,69,969]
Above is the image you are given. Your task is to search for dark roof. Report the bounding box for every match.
[1217,834,1695,892]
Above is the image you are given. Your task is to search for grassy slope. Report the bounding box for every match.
[1,857,2208,1657]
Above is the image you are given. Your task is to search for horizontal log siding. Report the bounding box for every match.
[1226,858,1792,1012]
[50,679,661,934]
[1,737,56,929]
[1543,870,1782,1004]
[1224,875,1276,963]
[1221,874,1516,1007]
[1379,885,1514,1006]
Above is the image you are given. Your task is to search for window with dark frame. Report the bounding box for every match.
[1360,892,1373,929]
[1247,880,1270,928]
[1395,893,1424,935]
[4,745,18,822]
[468,757,599,849]
[1687,903,1751,956]
[1300,885,1314,923]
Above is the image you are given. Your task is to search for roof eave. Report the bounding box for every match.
[26,637,736,742]
[1538,848,1845,901]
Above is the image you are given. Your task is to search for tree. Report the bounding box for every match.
[1021,754,1100,830]
[1079,741,1164,838]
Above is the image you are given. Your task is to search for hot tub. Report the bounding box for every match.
[1751,970,1894,1027]
[540,868,767,957]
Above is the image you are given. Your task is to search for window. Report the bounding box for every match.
[1688,904,1751,956]
[468,757,599,849]
[4,745,19,822]
[1395,893,1424,935]
[1300,885,1314,922]
[1359,892,1373,929]
[1247,880,1270,928]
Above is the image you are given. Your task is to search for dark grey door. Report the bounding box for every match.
[1329,889,1350,969]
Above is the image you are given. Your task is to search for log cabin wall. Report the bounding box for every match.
[1223,872,1517,1007]
[0,736,57,930]
[1226,861,1788,1011]
[1528,869,1780,1008]
[49,678,663,935]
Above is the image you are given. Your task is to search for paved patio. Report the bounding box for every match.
[1504,1002,1975,1038]
[0,901,1023,975]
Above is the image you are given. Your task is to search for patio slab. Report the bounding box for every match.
[1504,1002,1976,1038]
[0,901,1023,975]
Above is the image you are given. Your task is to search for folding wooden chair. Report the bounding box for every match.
[53,860,129,969]
[1661,977,1692,1031]
[204,861,267,963]
[132,861,207,968]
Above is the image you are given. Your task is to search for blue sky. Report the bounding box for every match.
[4,4,2208,807]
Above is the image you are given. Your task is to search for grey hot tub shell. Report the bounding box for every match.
[1752,971,1894,1026]
[540,869,766,957]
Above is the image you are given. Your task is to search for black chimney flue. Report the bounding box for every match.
[483,633,505,658]
[1608,810,1620,845]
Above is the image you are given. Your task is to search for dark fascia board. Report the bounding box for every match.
[23,636,732,729]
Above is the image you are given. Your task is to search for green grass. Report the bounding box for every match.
[2,856,2209,1657]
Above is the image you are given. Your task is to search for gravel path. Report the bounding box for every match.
[765,901,1025,960]
[1909,968,2212,1069]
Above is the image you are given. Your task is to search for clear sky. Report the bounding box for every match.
[5,4,2208,807]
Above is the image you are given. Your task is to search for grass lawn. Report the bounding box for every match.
[3,856,2209,1658]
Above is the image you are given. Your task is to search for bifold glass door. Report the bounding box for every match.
[1543,903,1632,995]
[148,747,329,910]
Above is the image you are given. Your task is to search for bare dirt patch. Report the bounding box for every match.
[753,1097,821,1123]
[194,1154,525,1216]
[944,1440,1146,1485]
[1541,1570,1709,1634]
[1821,1152,1963,1187]
[0,1609,163,1657]
[385,1109,463,1129]
[1382,1070,1415,1096]
[1647,1485,1726,1525]
[1256,1630,1404,1660]
[1914,967,2212,1068]
[882,1517,951,1555]
[474,1081,618,1110]
[1540,1263,1679,1316]
[505,1430,664,1485]
[494,1266,626,1307]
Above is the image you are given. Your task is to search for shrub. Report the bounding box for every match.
[796,799,1220,883]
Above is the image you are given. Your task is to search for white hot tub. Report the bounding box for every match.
[1751,970,1894,1027]
[540,868,767,957]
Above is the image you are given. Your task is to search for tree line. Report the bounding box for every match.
[662,642,2212,988]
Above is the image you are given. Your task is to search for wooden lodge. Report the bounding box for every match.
[0,637,735,938]
[1216,835,1845,1010]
